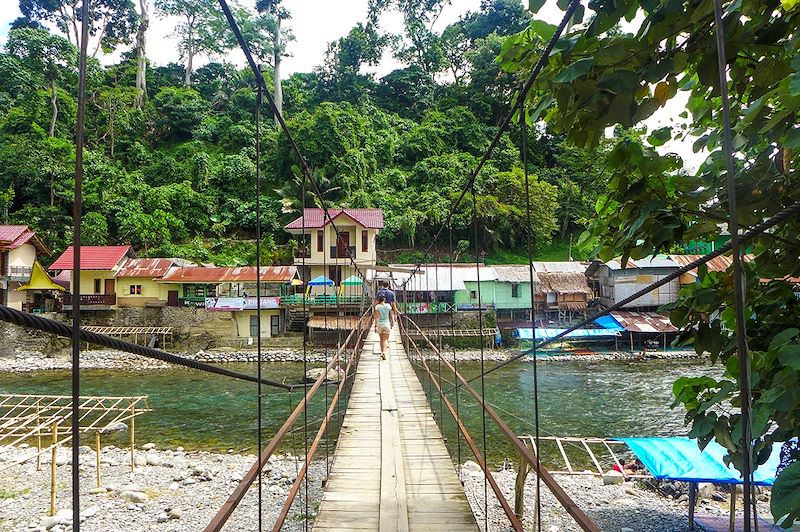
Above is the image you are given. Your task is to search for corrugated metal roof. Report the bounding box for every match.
[0,225,27,243]
[285,208,384,230]
[610,311,677,333]
[49,246,132,271]
[116,258,190,278]
[156,266,297,283]
[606,256,680,270]
[532,261,589,273]
[389,263,494,289]
[669,254,732,272]
[493,266,535,283]
[0,225,50,255]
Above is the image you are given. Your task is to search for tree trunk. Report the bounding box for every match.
[48,79,58,138]
[134,0,149,107]
[273,16,283,125]
[184,47,193,87]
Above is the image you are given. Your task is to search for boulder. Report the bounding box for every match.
[101,421,127,433]
[302,367,340,383]
[145,453,162,466]
[134,454,147,467]
[141,443,156,451]
[168,508,183,520]
[698,482,716,499]
[88,487,106,495]
[602,470,624,485]
[462,460,482,474]
[119,491,149,504]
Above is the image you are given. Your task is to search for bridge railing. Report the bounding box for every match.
[399,313,600,532]
[204,308,372,531]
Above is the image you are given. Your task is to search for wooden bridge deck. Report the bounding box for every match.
[314,328,479,531]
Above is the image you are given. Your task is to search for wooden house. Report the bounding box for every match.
[49,246,133,310]
[585,256,681,309]
[0,225,54,311]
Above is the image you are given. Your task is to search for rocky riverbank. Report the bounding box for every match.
[459,461,772,531]
[0,444,324,532]
[1,443,772,532]
[0,345,702,373]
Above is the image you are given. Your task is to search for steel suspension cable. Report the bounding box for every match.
[71,0,91,526]
[471,184,489,531]
[520,82,543,532]
[301,144,310,532]
[456,199,800,386]
[398,0,580,291]
[448,223,463,478]
[712,0,755,527]
[255,78,264,532]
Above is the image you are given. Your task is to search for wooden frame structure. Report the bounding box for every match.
[82,326,173,349]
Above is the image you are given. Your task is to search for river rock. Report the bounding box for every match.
[134,454,147,467]
[677,494,689,503]
[168,508,182,519]
[698,482,715,499]
[157,513,169,523]
[41,516,61,530]
[88,487,106,494]
[81,505,99,518]
[603,470,624,485]
[145,453,162,466]
[119,490,149,504]
[303,367,340,383]
[462,460,481,474]
[101,421,127,433]
[141,443,156,451]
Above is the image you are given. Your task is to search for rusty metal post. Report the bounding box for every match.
[50,422,57,516]
[96,430,101,488]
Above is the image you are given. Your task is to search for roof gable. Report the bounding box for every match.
[0,225,50,256]
[49,245,133,271]
[285,208,384,231]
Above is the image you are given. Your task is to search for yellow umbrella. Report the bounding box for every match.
[17,261,65,292]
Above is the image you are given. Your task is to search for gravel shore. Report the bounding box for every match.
[2,443,772,532]
[0,345,702,373]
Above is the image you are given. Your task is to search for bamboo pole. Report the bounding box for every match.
[36,401,41,471]
[96,430,101,488]
[50,422,57,516]
[130,403,136,471]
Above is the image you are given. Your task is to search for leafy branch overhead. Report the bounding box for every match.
[500,0,800,524]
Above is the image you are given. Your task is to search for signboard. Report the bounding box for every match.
[205,297,281,311]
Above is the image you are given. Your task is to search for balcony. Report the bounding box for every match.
[281,294,367,308]
[63,293,116,310]
[293,248,311,259]
[329,246,356,259]
[4,266,32,281]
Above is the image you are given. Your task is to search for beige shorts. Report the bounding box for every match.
[378,325,391,335]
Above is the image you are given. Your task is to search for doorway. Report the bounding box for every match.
[104,278,115,294]
[249,315,259,338]
[336,232,350,258]
[270,315,280,337]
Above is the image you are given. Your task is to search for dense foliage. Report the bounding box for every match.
[500,0,800,523]
[1,0,610,266]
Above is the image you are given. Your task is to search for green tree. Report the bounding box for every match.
[154,0,229,87]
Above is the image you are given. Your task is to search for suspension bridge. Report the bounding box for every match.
[0,0,793,529]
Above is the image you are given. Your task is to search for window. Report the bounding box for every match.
[317,231,324,252]
[361,230,368,252]
[129,285,142,295]
[470,290,477,299]
[511,283,520,298]
[94,279,101,294]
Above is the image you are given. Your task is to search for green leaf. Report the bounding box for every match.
[769,328,799,350]
[790,73,800,96]
[785,128,800,149]
[772,461,800,527]
[528,0,546,13]
[552,58,594,83]
[777,344,800,369]
[529,20,557,41]
[648,126,672,146]
[597,70,639,95]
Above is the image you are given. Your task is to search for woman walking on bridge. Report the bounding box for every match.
[374,294,393,360]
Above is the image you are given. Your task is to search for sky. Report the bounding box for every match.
[0,0,701,168]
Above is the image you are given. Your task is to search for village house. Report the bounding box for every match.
[115,258,196,307]
[284,208,383,285]
[585,255,681,309]
[49,245,134,311]
[0,225,55,311]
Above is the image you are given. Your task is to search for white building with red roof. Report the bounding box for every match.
[0,225,52,310]
[284,208,383,284]
[49,245,134,310]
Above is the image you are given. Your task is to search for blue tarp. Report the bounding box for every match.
[594,314,625,332]
[308,275,335,286]
[515,327,620,340]
[621,437,782,486]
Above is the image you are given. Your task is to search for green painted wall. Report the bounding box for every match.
[492,281,532,309]
[455,281,496,306]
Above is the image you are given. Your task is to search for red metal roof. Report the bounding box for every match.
[49,246,132,271]
[156,266,297,283]
[669,254,733,272]
[116,258,186,278]
[0,225,50,255]
[285,209,384,230]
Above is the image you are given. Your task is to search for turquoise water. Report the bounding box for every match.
[0,358,717,463]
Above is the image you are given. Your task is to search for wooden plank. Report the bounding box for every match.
[379,409,409,532]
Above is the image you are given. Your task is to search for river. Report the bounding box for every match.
[0,357,717,465]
